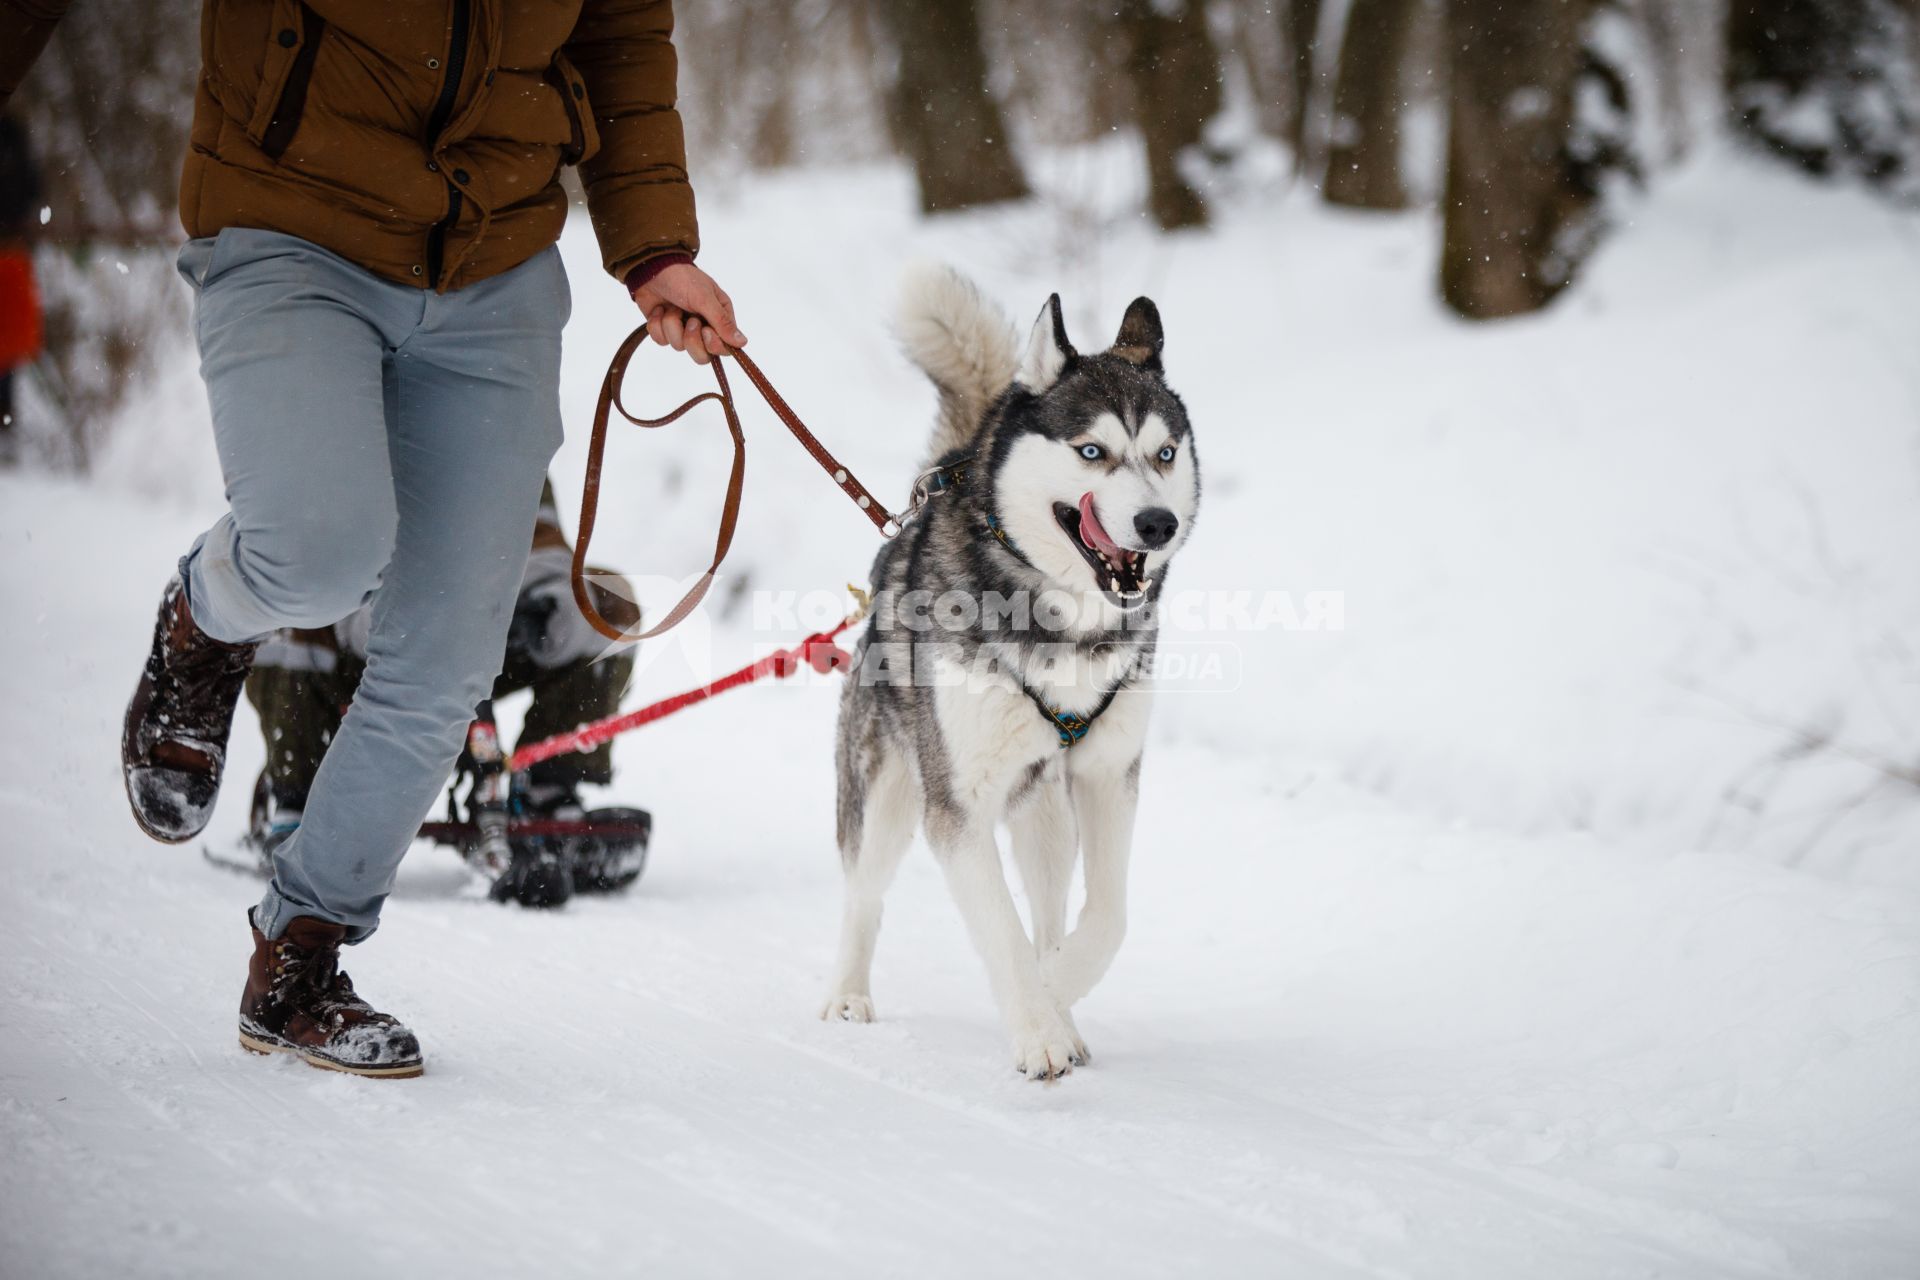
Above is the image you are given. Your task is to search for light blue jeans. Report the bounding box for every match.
[178,228,569,940]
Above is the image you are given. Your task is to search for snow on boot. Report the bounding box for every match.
[239,912,424,1078]
[259,814,300,859]
[122,576,257,843]
[514,783,651,895]
[251,773,303,863]
[488,845,574,909]
[574,808,653,894]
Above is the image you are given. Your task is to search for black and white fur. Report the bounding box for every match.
[823,265,1201,1079]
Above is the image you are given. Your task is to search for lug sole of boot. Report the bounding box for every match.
[123,681,193,844]
[123,683,212,846]
[121,578,237,847]
[122,763,201,845]
[239,1030,425,1079]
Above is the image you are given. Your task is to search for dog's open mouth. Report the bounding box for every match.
[1054,493,1151,603]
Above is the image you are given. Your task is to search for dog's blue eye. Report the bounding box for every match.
[1157,445,1177,463]
[1078,443,1104,461]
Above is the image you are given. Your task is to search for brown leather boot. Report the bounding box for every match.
[122,576,258,843]
[239,913,424,1078]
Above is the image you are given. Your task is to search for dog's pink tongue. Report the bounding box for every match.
[1078,492,1125,557]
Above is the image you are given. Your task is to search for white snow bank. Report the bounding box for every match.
[2,472,1917,1277]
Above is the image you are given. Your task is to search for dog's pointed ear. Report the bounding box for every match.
[1108,297,1163,371]
[1017,294,1074,393]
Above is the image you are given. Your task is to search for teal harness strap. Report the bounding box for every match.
[912,456,1033,562]
[1021,678,1127,748]
[927,460,969,493]
[983,510,1026,560]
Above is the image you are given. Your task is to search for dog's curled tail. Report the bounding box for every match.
[895,263,1019,460]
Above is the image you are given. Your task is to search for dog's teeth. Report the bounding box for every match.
[1109,576,1120,592]
[1142,577,1154,590]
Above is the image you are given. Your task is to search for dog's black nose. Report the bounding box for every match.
[1134,507,1178,549]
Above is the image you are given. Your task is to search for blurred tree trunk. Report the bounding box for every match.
[1726,0,1919,185]
[1218,0,1292,139]
[1323,0,1421,208]
[1285,0,1324,169]
[1440,0,1632,319]
[985,0,1133,147]
[13,2,196,242]
[1636,0,1696,161]
[729,2,799,168]
[871,0,1030,214]
[1114,0,1222,230]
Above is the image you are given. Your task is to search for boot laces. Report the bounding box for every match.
[155,633,252,731]
[143,581,254,759]
[271,942,373,1026]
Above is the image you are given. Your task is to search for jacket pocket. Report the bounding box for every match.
[254,2,327,159]
[175,234,221,291]
[546,52,600,167]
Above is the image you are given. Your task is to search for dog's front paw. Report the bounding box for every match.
[821,992,876,1022]
[1010,1013,1085,1081]
[1056,1006,1091,1065]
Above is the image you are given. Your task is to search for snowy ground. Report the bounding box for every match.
[4,148,1919,1277]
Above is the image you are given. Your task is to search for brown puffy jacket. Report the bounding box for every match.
[1,0,697,292]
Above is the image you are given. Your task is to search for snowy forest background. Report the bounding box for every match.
[11,0,1920,463]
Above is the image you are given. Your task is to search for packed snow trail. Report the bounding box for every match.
[3,475,1916,1278]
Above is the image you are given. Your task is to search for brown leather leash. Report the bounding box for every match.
[571,326,897,643]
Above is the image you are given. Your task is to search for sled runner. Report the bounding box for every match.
[204,769,650,893]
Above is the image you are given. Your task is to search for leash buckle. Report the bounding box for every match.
[899,458,972,532]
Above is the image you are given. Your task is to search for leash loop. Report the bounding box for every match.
[571,327,897,645]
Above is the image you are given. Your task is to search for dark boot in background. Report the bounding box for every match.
[122,576,258,843]
[487,845,574,909]
[239,912,424,1078]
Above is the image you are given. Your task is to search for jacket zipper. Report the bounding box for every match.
[426,188,463,288]
[424,0,472,289]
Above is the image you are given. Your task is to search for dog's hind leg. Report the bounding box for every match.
[822,752,917,1022]
[1007,772,1089,1060]
[930,814,1085,1080]
[1007,769,1076,956]
[1043,760,1140,1009]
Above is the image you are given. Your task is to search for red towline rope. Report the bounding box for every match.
[507,615,862,774]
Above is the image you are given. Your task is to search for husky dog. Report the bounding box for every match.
[822,266,1200,1079]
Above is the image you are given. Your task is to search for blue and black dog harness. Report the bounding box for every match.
[1020,678,1128,748]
